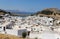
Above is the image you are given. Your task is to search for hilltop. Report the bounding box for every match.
[1,8,60,18]
[0,9,11,15]
[34,8,60,19]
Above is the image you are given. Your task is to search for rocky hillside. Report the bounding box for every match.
[34,8,60,19]
[0,9,12,15]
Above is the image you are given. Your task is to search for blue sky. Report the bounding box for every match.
[0,0,60,12]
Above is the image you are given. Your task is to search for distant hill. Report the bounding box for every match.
[34,8,60,19]
[6,10,34,14]
[1,8,60,18]
[0,9,12,15]
[0,9,34,16]
[6,10,34,16]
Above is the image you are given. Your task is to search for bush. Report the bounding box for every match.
[41,10,53,15]
[22,32,27,38]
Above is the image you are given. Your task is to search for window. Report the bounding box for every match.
[50,21,52,23]
[54,13,56,16]
[19,26,21,28]
[6,26,12,29]
[0,27,2,28]
[34,28,36,30]
[59,22,60,24]
[40,15,43,17]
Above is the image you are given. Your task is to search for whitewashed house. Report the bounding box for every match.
[6,28,27,37]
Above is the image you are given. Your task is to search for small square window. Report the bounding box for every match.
[0,27,2,28]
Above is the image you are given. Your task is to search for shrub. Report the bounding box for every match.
[22,32,27,38]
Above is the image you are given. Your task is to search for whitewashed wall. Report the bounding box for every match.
[6,29,27,37]
[6,29,18,36]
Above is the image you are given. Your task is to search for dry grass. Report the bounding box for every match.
[0,34,23,39]
[0,34,40,39]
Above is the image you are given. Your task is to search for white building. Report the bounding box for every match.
[0,14,60,39]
